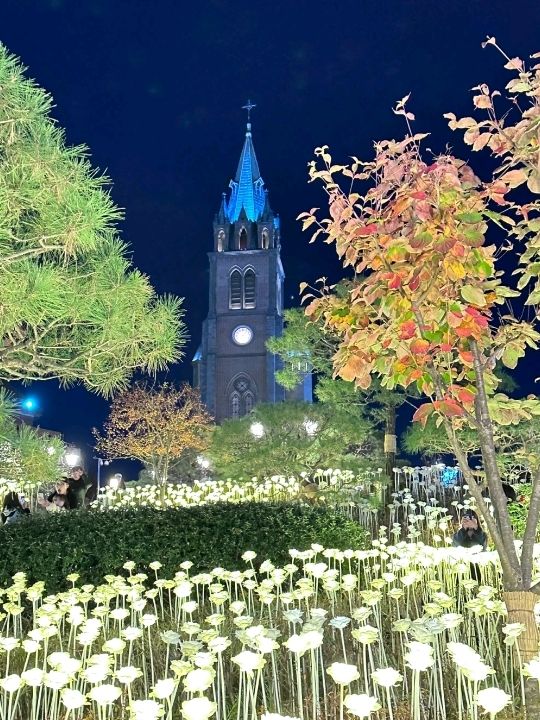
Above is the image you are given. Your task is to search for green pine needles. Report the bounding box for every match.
[0,44,185,394]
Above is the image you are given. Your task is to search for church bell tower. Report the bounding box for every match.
[193,105,287,421]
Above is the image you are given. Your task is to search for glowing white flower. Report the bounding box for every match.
[327,662,360,686]
[285,634,308,655]
[330,616,351,630]
[116,666,143,685]
[130,699,164,720]
[83,664,110,684]
[89,683,122,705]
[22,639,41,654]
[161,630,181,645]
[61,689,87,711]
[372,667,403,688]
[404,642,434,672]
[183,668,214,693]
[302,630,324,651]
[463,663,494,683]
[181,696,216,720]
[232,650,266,674]
[0,637,20,652]
[0,674,22,693]
[103,638,126,654]
[44,671,70,690]
[352,625,379,645]
[122,626,143,642]
[523,656,540,680]
[152,678,176,699]
[343,693,382,718]
[476,687,511,715]
[130,699,164,719]
[22,668,45,687]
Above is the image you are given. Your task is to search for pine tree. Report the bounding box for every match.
[0,45,184,394]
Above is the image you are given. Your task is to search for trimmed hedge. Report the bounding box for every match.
[0,502,369,591]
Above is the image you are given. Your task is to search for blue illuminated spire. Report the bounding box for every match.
[225,121,266,223]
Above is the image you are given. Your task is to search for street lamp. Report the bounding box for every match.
[109,473,123,490]
[21,396,38,413]
[303,419,319,437]
[96,458,111,493]
[64,448,81,467]
[250,422,265,439]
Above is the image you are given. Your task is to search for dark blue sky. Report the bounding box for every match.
[3,0,539,477]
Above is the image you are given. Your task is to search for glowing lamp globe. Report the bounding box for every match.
[250,422,264,439]
[64,451,80,467]
[21,397,38,412]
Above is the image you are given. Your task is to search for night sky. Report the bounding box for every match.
[2,0,540,478]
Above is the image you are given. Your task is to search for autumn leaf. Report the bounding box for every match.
[461,285,486,307]
[399,320,417,340]
[339,353,366,382]
[410,338,430,355]
[456,387,475,404]
[502,342,524,369]
[412,403,434,426]
[527,171,540,194]
[500,169,527,188]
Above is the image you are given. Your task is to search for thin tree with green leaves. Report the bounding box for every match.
[206,401,379,480]
[299,40,540,716]
[268,304,407,477]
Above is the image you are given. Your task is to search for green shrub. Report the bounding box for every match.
[508,484,537,540]
[0,502,369,591]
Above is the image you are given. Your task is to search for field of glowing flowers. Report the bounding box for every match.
[0,467,538,719]
[1,500,540,720]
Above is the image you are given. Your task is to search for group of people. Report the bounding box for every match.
[1,466,94,525]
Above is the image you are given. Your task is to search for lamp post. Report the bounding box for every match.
[96,458,110,494]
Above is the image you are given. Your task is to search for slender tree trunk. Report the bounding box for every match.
[384,404,397,480]
[471,343,523,589]
[520,467,540,588]
[469,345,539,718]
[382,404,397,509]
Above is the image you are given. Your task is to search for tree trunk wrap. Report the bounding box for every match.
[503,591,540,662]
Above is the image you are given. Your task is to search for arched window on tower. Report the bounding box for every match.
[243,391,254,415]
[229,270,242,309]
[217,229,225,252]
[239,227,248,250]
[230,392,240,418]
[261,229,269,249]
[243,269,256,309]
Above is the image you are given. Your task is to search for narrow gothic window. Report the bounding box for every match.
[229,270,242,309]
[217,230,225,252]
[231,392,240,418]
[243,269,256,309]
[261,229,269,249]
[244,391,254,415]
[239,227,248,250]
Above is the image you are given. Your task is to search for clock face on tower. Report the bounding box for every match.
[232,325,253,346]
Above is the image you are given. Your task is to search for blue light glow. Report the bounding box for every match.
[21,397,38,412]
[225,125,266,222]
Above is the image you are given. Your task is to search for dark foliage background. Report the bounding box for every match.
[0,503,369,591]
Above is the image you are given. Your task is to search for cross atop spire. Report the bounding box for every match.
[242,99,256,122]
